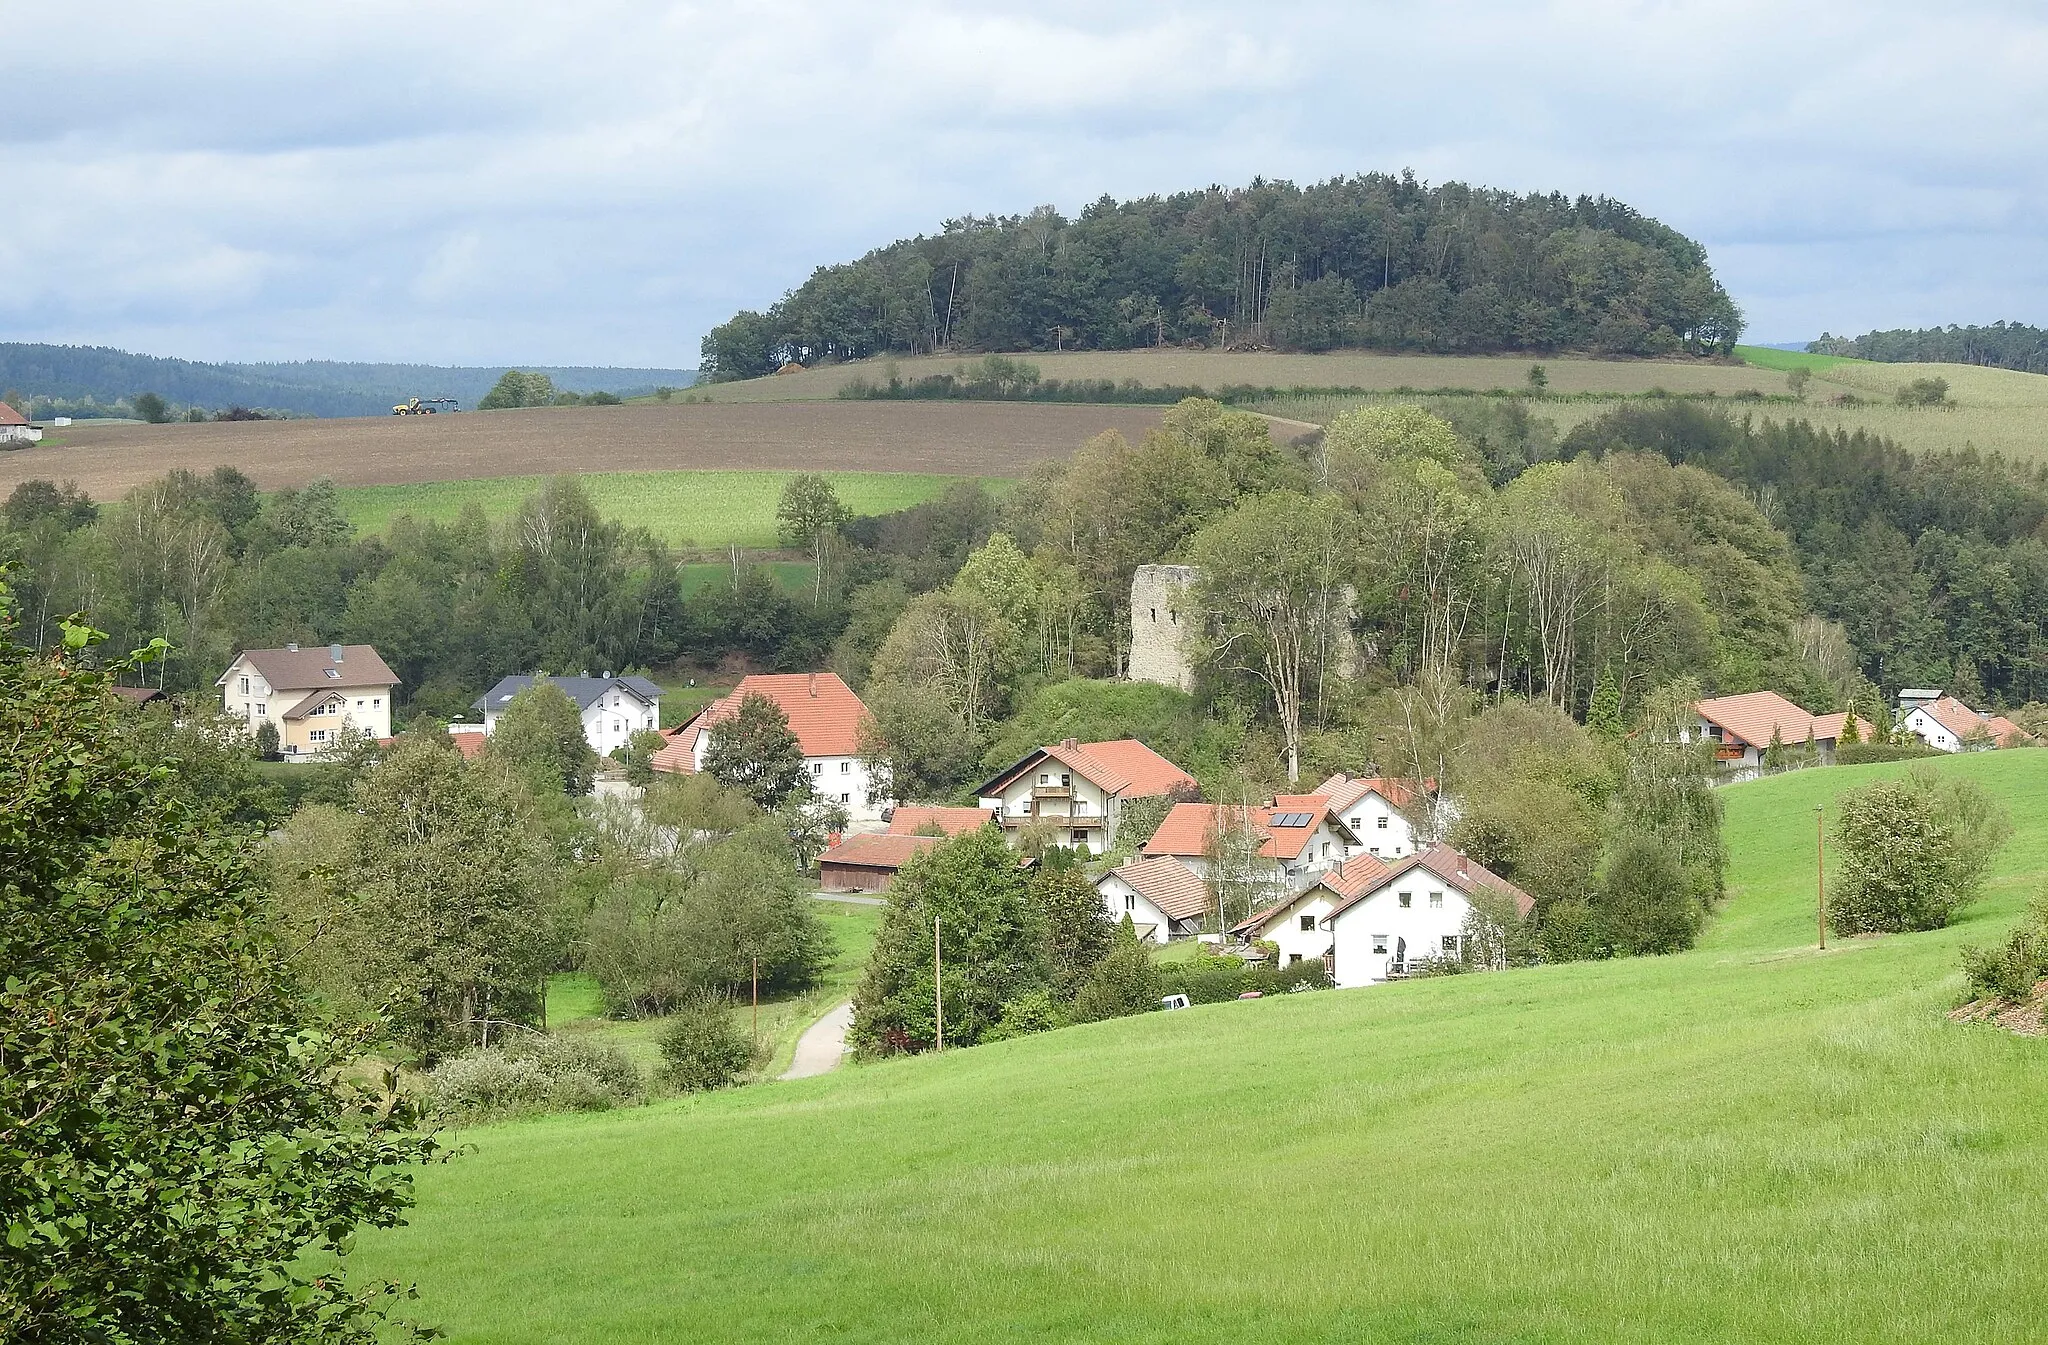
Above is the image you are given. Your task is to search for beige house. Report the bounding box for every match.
[976,737,1196,855]
[218,643,398,759]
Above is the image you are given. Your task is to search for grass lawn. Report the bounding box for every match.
[545,897,882,1082]
[332,469,974,546]
[1734,344,1865,372]
[353,751,2048,1343]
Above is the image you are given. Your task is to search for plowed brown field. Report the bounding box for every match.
[0,401,1274,498]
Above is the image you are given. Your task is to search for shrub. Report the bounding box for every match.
[658,997,760,1092]
[1894,376,1950,407]
[984,990,1066,1041]
[1832,771,2011,935]
[1835,741,1938,766]
[1070,918,1163,1022]
[1960,894,2048,1003]
[426,1033,643,1121]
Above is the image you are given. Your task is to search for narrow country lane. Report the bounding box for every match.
[781,1001,854,1080]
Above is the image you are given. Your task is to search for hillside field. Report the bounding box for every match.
[351,750,2048,1344]
[335,470,976,547]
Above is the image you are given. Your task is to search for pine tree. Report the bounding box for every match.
[1587,665,1625,739]
[1841,698,1862,745]
[1763,724,1786,773]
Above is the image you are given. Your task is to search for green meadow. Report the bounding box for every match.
[1734,344,1866,373]
[354,750,2048,1343]
[332,470,974,547]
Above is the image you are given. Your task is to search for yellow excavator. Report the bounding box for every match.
[392,397,458,416]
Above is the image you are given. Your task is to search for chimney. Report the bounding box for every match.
[286,641,299,652]
[329,643,343,663]
[1456,849,1469,877]
[1061,737,1079,749]
[808,672,817,697]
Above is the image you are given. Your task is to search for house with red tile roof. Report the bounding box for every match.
[1142,795,1365,886]
[1688,690,1875,778]
[1321,844,1535,987]
[887,805,997,837]
[817,833,941,893]
[652,672,882,822]
[976,737,1195,855]
[0,402,43,445]
[1094,855,1211,943]
[1229,853,1395,970]
[1314,773,1429,860]
[1898,692,2035,753]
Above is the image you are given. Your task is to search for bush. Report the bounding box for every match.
[984,990,1066,1041]
[1960,894,2048,1002]
[1835,741,1938,766]
[658,997,760,1091]
[1894,376,1950,407]
[427,1033,643,1121]
[1832,772,2011,935]
[1154,947,1332,1005]
[1070,918,1163,1022]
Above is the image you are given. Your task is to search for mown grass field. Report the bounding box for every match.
[333,470,971,547]
[353,750,2048,1344]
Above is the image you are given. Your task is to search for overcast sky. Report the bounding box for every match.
[4,1,2043,367]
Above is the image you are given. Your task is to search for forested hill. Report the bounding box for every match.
[0,344,697,419]
[700,174,1744,380]
[1809,323,2048,373]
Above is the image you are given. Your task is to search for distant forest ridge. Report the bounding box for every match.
[1809,323,2048,374]
[0,344,697,418]
[700,173,1744,381]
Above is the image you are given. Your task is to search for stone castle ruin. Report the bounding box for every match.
[1129,563,1359,692]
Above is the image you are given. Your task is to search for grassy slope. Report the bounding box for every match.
[333,470,973,547]
[355,751,2048,1343]
[1734,345,1863,372]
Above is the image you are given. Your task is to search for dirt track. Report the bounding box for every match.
[0,402,1290,498]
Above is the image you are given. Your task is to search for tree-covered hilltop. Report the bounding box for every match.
[700,174,1744,379]
[1809,323,2048,373]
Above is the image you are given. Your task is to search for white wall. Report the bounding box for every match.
[1336,791,1419,861]
[1900,708,1964,753]
[981,762,1115,853]
[1327,878,1479,988]
[483,685,660,759]
[221,657,392,753]
[1095,871,1173,944]
[1252,891,1337,969]
[800,753,885,825]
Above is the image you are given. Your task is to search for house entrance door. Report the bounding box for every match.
[1392,936,1407,975]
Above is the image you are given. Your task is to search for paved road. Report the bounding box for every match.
[782,1001,855,1080]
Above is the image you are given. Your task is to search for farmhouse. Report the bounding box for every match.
[818,833,940,893]
[218,643,397,758]
[1687,690,1874,778]
[1141,795,1364,885]
[977,737,1195,855]
[0,403,43,444]
[1322,845,1535,987]
[1094,855,1211,944]
[1230,854,1395,969]
[472,673,662,758]
[653,672,882,822]
[1314,773,1427,860]
[1896,690,2032,752]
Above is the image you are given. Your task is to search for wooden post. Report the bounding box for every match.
[1816,806,1827,951]
[933,916,943,1053]
[751,956,759,1038]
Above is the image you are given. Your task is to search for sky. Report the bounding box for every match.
[4,0,2044,367]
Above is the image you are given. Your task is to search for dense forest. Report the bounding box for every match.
[700,174,1745,379]
[1809,322,2048,373]
[0,344,697,419]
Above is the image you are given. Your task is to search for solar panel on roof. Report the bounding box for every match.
[1270,812,1314,828]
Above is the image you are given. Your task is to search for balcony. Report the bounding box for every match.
[1031,784,1073,799]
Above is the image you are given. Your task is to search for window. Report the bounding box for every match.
[356,699,365,708]
[1398,891,1412,909]
[613,720,623,734]
[1124,894,1135,912]
[840,761,850,773]
[1149,608,1157,621]
[811,762,823,775]
[1299,914,1315,932]
[1370,846,1381,856]
[840,793,851,804]
[373,698,382,708]
[1442,935,1460,954]
[309,729,327,743]
[1039,773,1050,785]
[239,676,249,694]
[1371,935,1388,954]
[1289,953,1304,965]
[1320,842,1331,858]
[323,668,339,679]
[1376,816,1389,830]
[1428,891,1443,909]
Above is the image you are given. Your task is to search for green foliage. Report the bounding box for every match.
[981,679,1239,802]
[858,670,982,804]
[984,989,1066,1042]
[851,827,1049,1055]
[1830,770,2011,934]
[702,691,810,808]
[658,997,761,1092]
[254,718,281,758]
[613,727,668,785]
[1527,364,1549,390]
[1069,917,1163,1022]
[477,370,559,409]
[1893,376,1952,407]
[428,1034,643,1122]
[775,473,853,549]
[131,390,170,422]
[485,681,599,795]
[1596,835,1703,955]
[1960,893,2048,1003]
[1031,854,1118,999]
[1153,948,1331,1005]
[0,596,439,1342]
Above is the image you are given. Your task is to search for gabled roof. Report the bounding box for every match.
[888,806,996,837]
[1099,855,1210,922]
[1142,796,1355,862]
[108,685,165,706]
[1230,854,1397,938]
[472,673,663,715]
[818,832,940,871]
[1322,844,1535,923]
[978,737,1195,801]
[280,687,352,722]
[0,403,30,427]
[224,644,398,691]
[1984,715,2034,748]
[1315,773,1425,816]
[685,673,868,760]
[1810,711,1878,744]
[1694,690,1867,749]
[1913,695,1986,742]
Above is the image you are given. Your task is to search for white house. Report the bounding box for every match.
[1315,774,1427,860]
[1229,854,1395,970]
[1142,794,1365,887]
[1094,855,1210,943]
[1322,845,1535,988]
[1897,692,2030,753]
[977,737,1195,855]
[218,643,398,758]
[651,672,883,823]
[0,403,43,444]
[473,673,662,759]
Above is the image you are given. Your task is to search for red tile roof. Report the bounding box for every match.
[981,737,1195,800]
[888,806,996,837]
[1916,695,1985,742]
[654,673,869,773]
[1985,715,2034,748]
[1230,854,1394,938]
[0,403,29,427]
[450,730,487,760]
[818,832,938,871]
[1142,796,1346,862]
[1323,844,1535,922]
[1101,855,1211,922]
[1314,774,1425,815]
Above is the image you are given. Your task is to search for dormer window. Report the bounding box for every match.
[324,668,339,679]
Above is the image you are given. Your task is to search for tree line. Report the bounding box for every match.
[1810,322,2048,373]
[700,173,1744,379]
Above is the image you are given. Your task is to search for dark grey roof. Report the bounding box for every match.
[472,674,663,713]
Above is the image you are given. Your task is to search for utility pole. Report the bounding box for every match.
[1815,806,1827,950]
[752,956,759,1038]
[933,917,944,1052]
